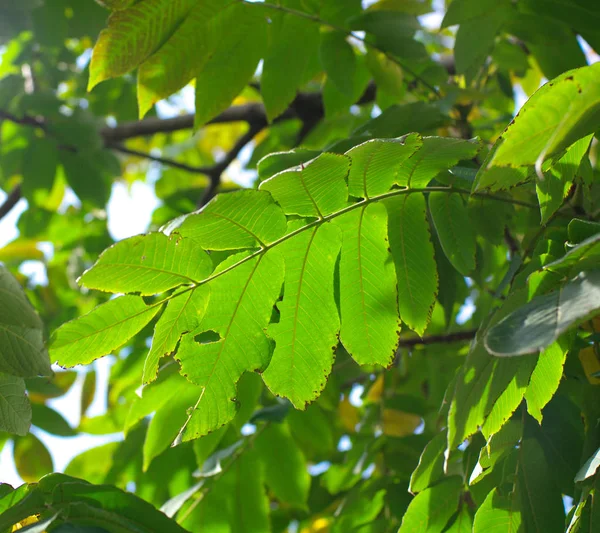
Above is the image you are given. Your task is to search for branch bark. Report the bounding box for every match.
[0,185,23,222]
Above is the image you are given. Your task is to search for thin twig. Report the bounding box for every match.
[107,144,213,174]
[397,329,477,348]
[0,185,23,222]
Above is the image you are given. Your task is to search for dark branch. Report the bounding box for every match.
[397,329,477,348]
[107,144,212,174]
[0,185,23,222]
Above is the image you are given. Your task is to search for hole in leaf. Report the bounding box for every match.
[194,330,221,344]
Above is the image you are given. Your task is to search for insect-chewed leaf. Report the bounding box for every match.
[395,136,481,188]
[175,250,284,441]
[174,190,287,250]
[345,133,422,198]
[263,223,341,409]
[260,152,350,217]
[386,193,438,336]
[89,0,197,89]
[0,266,51,378]
[50,295,163,367]
[485,270,600,356]
[0,373,31,436]
[79,233,212,295]
[429,191,476,277]
[336,203,399,366]
[143,288,210,383]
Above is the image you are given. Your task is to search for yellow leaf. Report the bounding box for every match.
[300,517,330,533]
[579,347,600,385]
[382,409,422,437]
[12,515,39,531]
[366,374,384,403]
[0,241,44,262]
[338,397,359,432]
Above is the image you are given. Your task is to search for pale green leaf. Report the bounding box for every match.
[255,422,310,508]
[176,250,284,440]
[485,270,600,356]
[336,203,399,365]
[0,266,51,378]
[79,233,212,295]
[174,190,287,250]
[260,152,350,217]
[143,288,209,383]
[524,338,569,423]
[396,137,481,188]
[263,224,341,409]
[409,432,446,493]
[13,433,53,482]
[51,295,163,367]
[89,0,197,89]
[398,476,462,533]
[442,0,499,26]
[474,63,600,189]
[0,373,31,436]
[429,192,476,276]
[345,134,422,198]
[576,447,600,483]
[261,6,320,122]
[193,3,267,128]
[386,193,438,335]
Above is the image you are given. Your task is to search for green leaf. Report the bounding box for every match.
[137,0,229,117]
[429,192,476,276]
[31,403,76,436]
[442,0,499,26]
[524,338,569,423]
[260,152,350,217]
[0,373,31,436]
[320,30,357,99]
[409,432,446,493]
[50,295,163,367]
[255,422,310,508]
[568,218,600,244]
[386,193,438,335]
[396,137,481,188]
[0,266,51,378]
[345,134,422,197]
[21,137,58,201]
[143,288,209,383]
[521,0,600,35]
[79,233,212,295]
[175,190,287,250]
[193,3,267,128]
[576,447,600,483]
[336,203,399,365]
[13,433,53,482]
[60,151,110,208]
[261,4,320,122]
[485,270,600,356]
[474,63,600,189]
[176,250,284,440]
[473,488,522,533]
[398,476,462,533]
[536,135,592,223]
[263,224,341,409]
[88,0,197,89]
[544,234,600,278]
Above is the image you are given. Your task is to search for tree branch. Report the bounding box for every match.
[397,329,477,348]
[0,185,23,222]
[107,144,213,174]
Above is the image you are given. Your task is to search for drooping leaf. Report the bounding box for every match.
[31,403,76,436]
[50,295,163,367]
[576,447,600,483]
[263,224,341,409]
[320,30,357,99]
[88,0,197,89]
[13,433,53,482]
[345,134,422,197]
[175,190,287,250]
[336,203,399,365]
[260,152,350,217]
[473,488,522,533]
[485,270,600,356]
[429,192,476,276]
[0,266,51,378]
[386,193,438,335]
[0,373,31,436]
[543,234,600,278]
[79,233,213,295]
[176,250,284,440]
[409,432,446,493]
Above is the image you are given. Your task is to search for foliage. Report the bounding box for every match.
[0,0,600,532]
